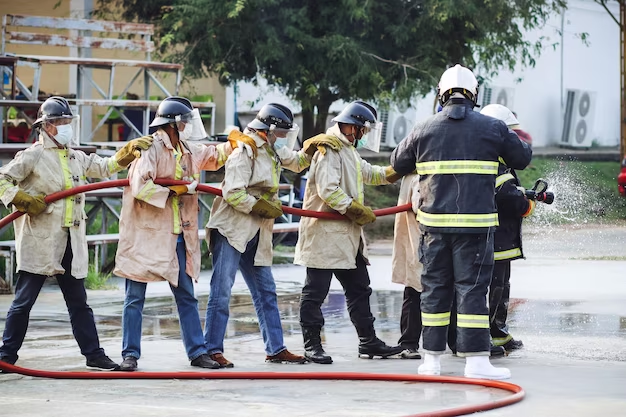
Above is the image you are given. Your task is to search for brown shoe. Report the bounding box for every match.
[209,353,234,368]
[266,349,308,364]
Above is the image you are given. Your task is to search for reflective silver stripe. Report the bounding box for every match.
[416,160,498,175]
[494,248,522,261]
[495,173,514,187]
[417,210,499,228]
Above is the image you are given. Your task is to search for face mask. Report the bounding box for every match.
[178,122,193,140]
[53,124,73,145]
[274,137,288,150]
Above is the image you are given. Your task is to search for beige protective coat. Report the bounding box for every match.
[391,173,423,291]
[294,125,391,269]
[207,129,310,266]
[0,133,124,278]
[114,130,231,286]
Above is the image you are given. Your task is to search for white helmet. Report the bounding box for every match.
[480,104,520,127]
[437,64,478,105]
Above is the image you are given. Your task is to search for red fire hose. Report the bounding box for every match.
[0,180,525,417]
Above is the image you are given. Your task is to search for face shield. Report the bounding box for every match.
[270,123,300,152]
[358,121,382,152]
[42,114,80,146]
[175,109,208,141]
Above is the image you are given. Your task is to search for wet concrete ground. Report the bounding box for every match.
[1,223,626,416]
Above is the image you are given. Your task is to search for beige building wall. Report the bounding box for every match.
[1,0,227,140]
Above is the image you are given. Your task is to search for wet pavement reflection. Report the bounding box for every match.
[8,290,626,358]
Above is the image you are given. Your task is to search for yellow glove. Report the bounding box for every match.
[168,180,198,196]
[302,134,344,157]
[114,136,154,167]
[384,165,402,183]
[344,200,376,226]
[251,197,283,219]
[522,199,536,218]
[11,190,47,216]
[227,130,258,158]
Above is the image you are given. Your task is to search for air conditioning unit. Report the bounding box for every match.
[481,85,515,109]
[560,89,596,149]
[380,102,416,149]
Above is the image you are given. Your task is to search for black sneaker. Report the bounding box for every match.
[502,339,524,352]
[190,354,220,369]
[399,347,422,359]
[119,356,138,372]
[86,355,120,371]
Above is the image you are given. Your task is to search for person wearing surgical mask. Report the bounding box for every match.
[0,96,153,372]
[114,96,257,372]
[204,103,311,367]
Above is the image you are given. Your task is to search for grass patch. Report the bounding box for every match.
[84,264,116,290]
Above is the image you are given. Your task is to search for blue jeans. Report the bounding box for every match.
[204,230,286,356]
[121,239,207,361]
[0,237,104,364]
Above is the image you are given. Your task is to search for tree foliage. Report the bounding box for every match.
[97,0,566,138]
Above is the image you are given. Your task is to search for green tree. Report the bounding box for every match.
[98,0,566,139]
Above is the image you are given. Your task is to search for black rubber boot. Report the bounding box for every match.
[357,326,405,359]
[302,327,333,364]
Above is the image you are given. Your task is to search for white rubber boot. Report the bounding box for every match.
[464,356,511,380]
[417,353,441,376]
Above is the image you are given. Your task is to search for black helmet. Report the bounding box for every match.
[332,101,377,127]
[150,96,194,127]
[247,103,294,130]
[33,96,74,127]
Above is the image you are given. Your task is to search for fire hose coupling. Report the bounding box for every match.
[523,178,555,205]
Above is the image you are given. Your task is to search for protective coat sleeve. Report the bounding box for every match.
[360,157,391,186]
[314,150,352,214]
[276,147,311,173]
[0,147,40,208]
[197,142,233,171]
[498,123,532,170]
[222,147,257,214]
[496,173,532,218]
[74,150,125,178]
[129,145,170,209]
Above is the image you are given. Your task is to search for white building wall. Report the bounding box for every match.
[228,0,620,147]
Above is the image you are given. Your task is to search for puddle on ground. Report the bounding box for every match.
[5,291,626,348]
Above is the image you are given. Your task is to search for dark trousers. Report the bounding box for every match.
[0,238,104,364]
[419,232,493,355]
[398,287,422,348]
[489,261,512,345]
[299,254,375,337]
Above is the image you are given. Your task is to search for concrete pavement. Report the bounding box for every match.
[1,223,626,416]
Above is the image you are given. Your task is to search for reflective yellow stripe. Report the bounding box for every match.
[422,312,451,327]
[416,160,498,175]
[297,152,309,170]
[172,148,183,234]
[326,188,346,209]
[417,210,499,228]
[58,149,74,227]
[457,314,489,329]
[0,179,13,194]
[107,157,121,173]
[495,173,514,187]
[136,180,158,202]
[498,157,506,165]
[226,189,248,207]
[492,335,513,346]
[494,247,522,261]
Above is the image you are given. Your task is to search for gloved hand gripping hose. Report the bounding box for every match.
[0,179,526,417]
[524,178,555,204]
